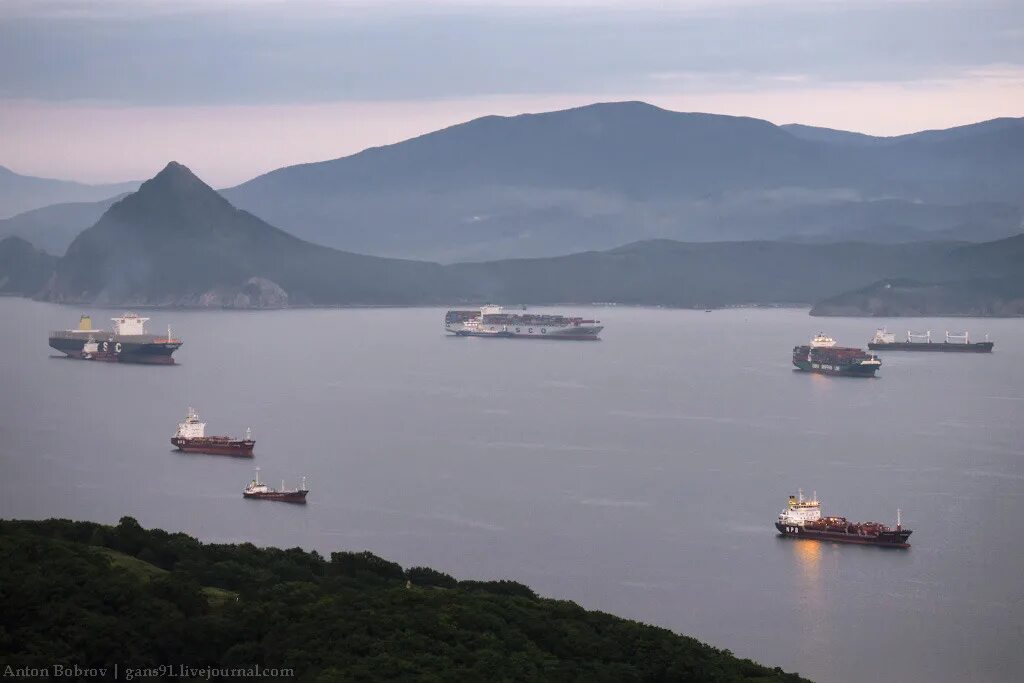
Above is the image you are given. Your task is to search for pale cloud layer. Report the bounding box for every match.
[1,0,1022,184]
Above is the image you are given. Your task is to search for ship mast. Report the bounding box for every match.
[896,508,902,530]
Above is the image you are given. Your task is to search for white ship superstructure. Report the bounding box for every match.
[777,489,822,528]
[444,306,603,340]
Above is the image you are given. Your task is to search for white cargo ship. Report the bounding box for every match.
[444,306,603,340]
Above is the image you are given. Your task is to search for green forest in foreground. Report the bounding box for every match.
[0,518,808,682]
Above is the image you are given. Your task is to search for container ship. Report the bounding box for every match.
[49,314,182,364]
[171,407,254,456]
[792,334,881,377]
[775,491,911,548]
[868,328,994,353]
[243,469,308,503]
[445,306,603,340]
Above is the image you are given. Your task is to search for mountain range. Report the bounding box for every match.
[44,163,448,307]
[0,165,138,220]
[5,160,1016,316]
[5,103,1022,262]
[221,102,1024,261]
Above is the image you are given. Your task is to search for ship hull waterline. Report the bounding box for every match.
[868,342,993,353]
[243,491,308,504]
[792,360,879,377]
[775,523,911,548]
[448,326,603,341]
[49,337,181,365]
[171,438,254,457]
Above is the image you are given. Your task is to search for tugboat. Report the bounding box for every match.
[775,490,911,548]
[49,313,182,364]
[868,328,994,353]
[171,407,254,457]
[243,468,308,504]
[792,334,881,377]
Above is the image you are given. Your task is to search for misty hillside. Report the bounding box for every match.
[0,165,138,220]
[45,162,449,306]
[0,236,57,295]
[222,102,1024,261]
[23,162,1022,314]
[0,195,126,255]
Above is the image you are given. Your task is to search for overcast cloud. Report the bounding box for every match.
[1,0,1022,184]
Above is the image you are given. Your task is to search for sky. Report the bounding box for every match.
[1,0,1022,186]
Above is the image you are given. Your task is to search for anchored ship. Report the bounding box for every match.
[49,313,182,364]
[171,407,254,457]
[775,490,911,547]
[444,306,603,340]
[792,334,881,377]
[243,468,308,503]
[868,328,994,353]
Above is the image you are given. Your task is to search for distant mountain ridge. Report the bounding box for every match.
[221,102,1024,261]
[13,162,1021,316]
[0,236,58,295]
[0,165,138,220]
[45,162,448,306]
[0,195,126,255]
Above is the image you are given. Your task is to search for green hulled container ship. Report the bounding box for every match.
[792,334,881,377]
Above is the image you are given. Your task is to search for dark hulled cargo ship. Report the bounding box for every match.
[868,328,994,353]
[49,314,182,364]
[171,407,255,457]
[793,334,881,377]
[445,306,603,340]
[243,469,308,503]
[775,491,911,548]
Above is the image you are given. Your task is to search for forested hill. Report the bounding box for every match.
[0,518,808,682]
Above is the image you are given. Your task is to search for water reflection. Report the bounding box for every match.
[787,538,832,669]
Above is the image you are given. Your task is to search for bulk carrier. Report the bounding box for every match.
[49,314,182,364]
[868,328,994,353]
[445,306,603,340]
[792,334,881,377]
[775,491,911,548]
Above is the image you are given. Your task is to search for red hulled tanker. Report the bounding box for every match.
[171,407,255,457]
[775,491,912,548]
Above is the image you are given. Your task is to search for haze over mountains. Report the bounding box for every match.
[7,161,1017,316]
[222,102,1024,261]
[44,163,447,307]
[0,165,138,220]
[5,102,1022,261]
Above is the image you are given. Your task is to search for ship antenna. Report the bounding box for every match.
[302,476,307,491]
[897,508,902,529]
[798,488,803,503]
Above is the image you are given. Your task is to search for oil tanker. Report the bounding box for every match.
[49,314,182,364]
[868,328,994,353]
[445,306,602,340]
[243,469,308,503]
[792,334,881,377]
[775,491,911,548]
[171,407,254,456]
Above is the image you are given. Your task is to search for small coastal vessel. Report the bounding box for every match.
[243,468,308,503]
[444,305,603,340]
[792,334,881,377]
[775,490,911,548]
[868,328,994,353]
[171,407,254,456]
[49,313,182,364]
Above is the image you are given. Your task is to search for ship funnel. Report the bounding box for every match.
[78,315,92,331]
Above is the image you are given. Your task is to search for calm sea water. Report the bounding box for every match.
[2,298,1022,682]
